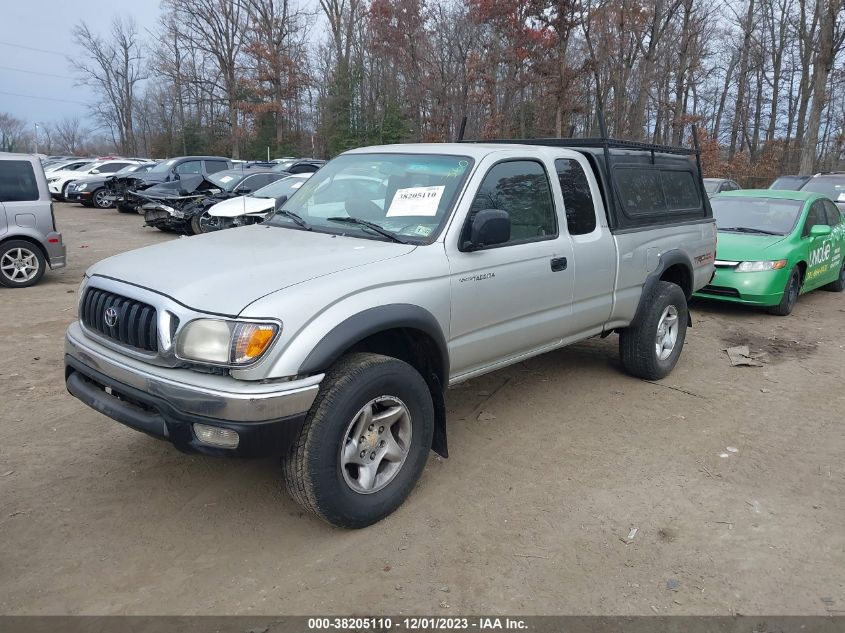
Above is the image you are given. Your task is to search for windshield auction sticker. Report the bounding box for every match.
[387,186,445,217]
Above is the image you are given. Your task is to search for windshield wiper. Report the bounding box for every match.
[719,227,782,236]
[327,216,409,244]
[274,208,311,230]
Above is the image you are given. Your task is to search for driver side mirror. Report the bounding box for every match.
[463,209,511,251]
[810,224,832,238]
[274,195,288,210]
[90,169,100,174]
[234,187,250,195]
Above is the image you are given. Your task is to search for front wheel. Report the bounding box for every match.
[283,353,434,528]
[769,267,801,316]
[91,188,112,209]
[191,211,224,234]
[619,281,688,380]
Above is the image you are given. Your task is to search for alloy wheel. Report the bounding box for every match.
[654,305,679,361]
[340,396,413,494]
[0,247,40,283]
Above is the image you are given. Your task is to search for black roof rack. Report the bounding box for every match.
[460,137,697,156]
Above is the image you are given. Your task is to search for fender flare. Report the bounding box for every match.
[631,249,695,328]
[298,304,450,458]
[298,304,449,381]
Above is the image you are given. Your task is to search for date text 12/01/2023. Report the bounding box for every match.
[307,617,528,630]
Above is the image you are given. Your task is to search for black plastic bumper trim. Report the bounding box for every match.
[65,355,307,458]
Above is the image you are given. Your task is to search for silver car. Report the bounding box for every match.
[65,141,716,527]
[0,153,66,287]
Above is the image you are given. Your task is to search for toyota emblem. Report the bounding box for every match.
[104,307,119,328]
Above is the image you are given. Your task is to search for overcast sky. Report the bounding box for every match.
[0,0,160,127]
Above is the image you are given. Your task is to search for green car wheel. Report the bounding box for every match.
[769,267,801,316]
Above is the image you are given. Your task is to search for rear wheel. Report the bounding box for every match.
[0,240,46,288]
[619,281,688,380]
[769,267,801,316]
[283,353,434,528]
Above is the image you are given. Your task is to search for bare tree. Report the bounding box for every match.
[54,117,88,155]
[163,0,249,158]
[0,113,27,152]
[70,17,146,155]
[799,0,845,173]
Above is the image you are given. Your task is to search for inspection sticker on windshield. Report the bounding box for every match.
[387,186,445,217]
[218,175,234,183]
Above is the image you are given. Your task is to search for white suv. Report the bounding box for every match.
[47,159,144,201]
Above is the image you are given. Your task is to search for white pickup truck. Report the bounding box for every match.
[65,137,717,527]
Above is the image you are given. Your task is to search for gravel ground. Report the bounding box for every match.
[1,203,843,615]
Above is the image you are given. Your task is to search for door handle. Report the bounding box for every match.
[551,257,568,272]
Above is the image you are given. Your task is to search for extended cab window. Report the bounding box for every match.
[555,158,596,235]
[0,160,39,202]
[615,167,702,218]
[466,160,556,245]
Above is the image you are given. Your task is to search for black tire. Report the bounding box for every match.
[59,182,71,201]
[823,260,845,292]
[769,267,801,316]
[283,353,434,529]
[192,211,222,234]
[91,188,112,209]
[0,240,46,288]
[619,281,688,380]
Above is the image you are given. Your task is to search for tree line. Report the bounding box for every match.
[2,0,843,182]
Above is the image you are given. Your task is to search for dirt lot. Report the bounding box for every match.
[1,203,844,615]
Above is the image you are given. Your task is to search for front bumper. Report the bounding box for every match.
[65,322,322,456]
[65,190,92,203]
[693,266,790,306]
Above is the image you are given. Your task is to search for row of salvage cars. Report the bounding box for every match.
[60,156,325,235]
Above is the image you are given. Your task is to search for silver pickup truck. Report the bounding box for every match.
[65,139,717,528]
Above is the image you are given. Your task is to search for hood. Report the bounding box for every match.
[70,174,109,187]
[136,176,216,198]
[209,195,275,217]
[715,231,789,261]
[88,224,416,315]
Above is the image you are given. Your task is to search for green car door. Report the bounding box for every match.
[801,197,845,291]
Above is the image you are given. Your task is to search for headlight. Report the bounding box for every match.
[47,177,58,183]
[176,319,280,366]
[76,183,87,191]
[736,260,787,272]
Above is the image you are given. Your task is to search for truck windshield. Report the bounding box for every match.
[265,153,474,243]
[711,197,803,236]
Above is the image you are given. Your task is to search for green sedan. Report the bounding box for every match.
[694,190,845,315]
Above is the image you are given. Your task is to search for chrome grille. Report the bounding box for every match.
[81,288,159,352]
